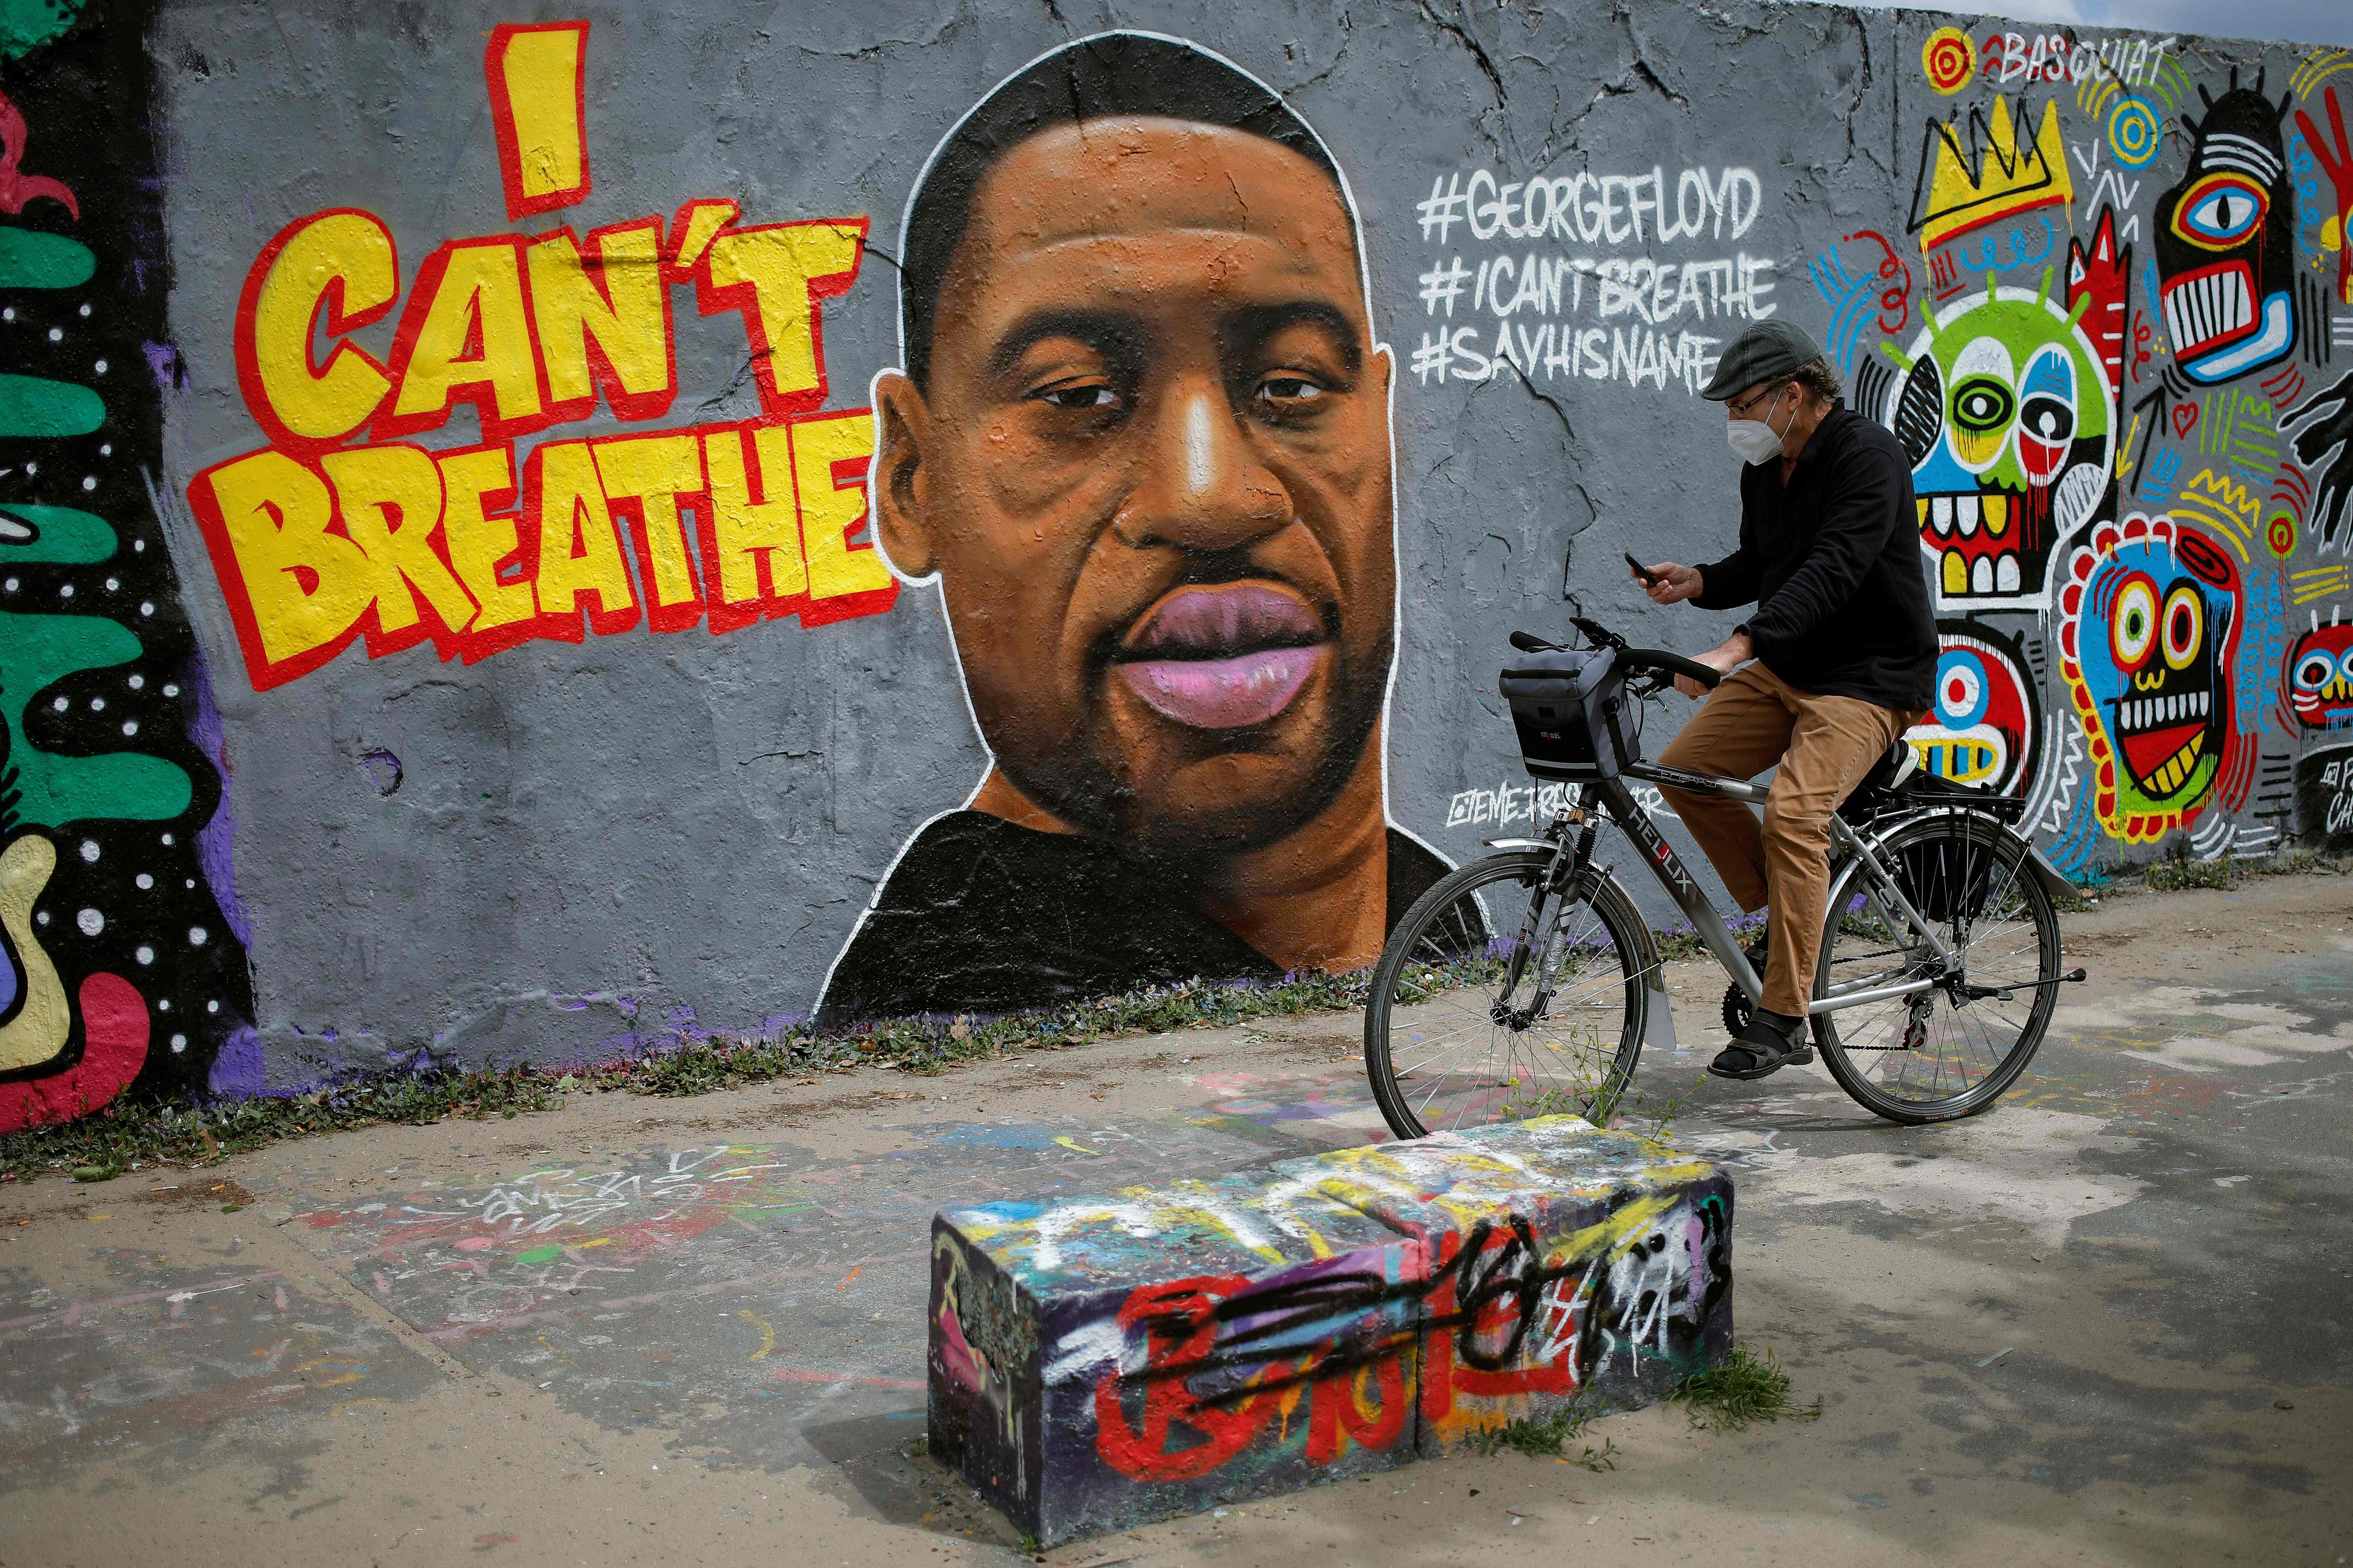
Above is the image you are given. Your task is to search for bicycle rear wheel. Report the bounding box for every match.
[1813,812,2061,1124]
[1365,851,1648,1139]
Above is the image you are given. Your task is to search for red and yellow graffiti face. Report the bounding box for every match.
[1904,624,2039,794]
[2287,621,2353,731]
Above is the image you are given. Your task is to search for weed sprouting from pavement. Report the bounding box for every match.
[1653,908,1768,963]
[2144,847,2347,893]
[1668,1344,1822,1432]
[1472,1404,1618,1470]
[2145,854,2240,891]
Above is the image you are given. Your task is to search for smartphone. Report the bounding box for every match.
[1625,552,1662,587]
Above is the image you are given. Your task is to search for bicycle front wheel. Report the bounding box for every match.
[1813,812,2061,1124]
[1365,851,1648,1140]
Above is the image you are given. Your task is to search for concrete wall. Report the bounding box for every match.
[2,0,2349,1121]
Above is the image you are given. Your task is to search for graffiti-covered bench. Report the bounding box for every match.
[926,1117,1732,1546]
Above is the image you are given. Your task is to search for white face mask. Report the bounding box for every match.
[1726,386,1793,464]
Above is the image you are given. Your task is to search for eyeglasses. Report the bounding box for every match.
[1727,383,1786,418]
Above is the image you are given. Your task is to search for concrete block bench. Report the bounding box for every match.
[926,1116,1733,1546]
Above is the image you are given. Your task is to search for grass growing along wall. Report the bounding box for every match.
[6,850,2340,1184]
[0,970,1380,1184]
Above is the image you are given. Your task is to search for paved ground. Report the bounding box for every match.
[0,875,2347,1568]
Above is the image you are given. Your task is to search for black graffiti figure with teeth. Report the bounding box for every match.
[2153,70,2298,385]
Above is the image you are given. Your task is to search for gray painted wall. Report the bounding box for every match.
[117,0,2353,1086]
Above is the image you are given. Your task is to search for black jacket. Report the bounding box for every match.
[1693,401,1937,712]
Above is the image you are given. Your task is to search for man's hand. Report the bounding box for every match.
[1675,630,1753,699]
[1636,561,1703,605]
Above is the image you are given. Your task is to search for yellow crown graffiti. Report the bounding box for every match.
[1910,96,2074,252]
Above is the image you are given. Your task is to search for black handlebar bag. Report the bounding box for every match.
[1499,649,1638,781]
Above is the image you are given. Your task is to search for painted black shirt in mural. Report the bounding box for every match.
[815,814,1458,1027]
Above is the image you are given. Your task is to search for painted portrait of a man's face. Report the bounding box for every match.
[815,34,1446,1027]
[883,113,1394,859]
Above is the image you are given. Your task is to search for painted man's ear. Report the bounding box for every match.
[872,371,935,579]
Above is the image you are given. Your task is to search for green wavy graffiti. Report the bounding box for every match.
[0,0,85,61]
[0,230,92,289]
[0,186,187,826]
[0,505,111,565]
[0,611,190,825]
[0,374,102,438]
[0,228,103,437]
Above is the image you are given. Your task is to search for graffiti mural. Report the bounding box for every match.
[1881,271,2117,607]
[2058,514,2249,841]
[816,35,1454,1025]
[1821,23,2353,882]
[2285,364,2353,545]
[2154,74,2301,386]
[0,5,252,1128]
[2293,743,2353,851]
[188,34,898,690]
[0,2,2345,1118]
[2284,609,2353,731]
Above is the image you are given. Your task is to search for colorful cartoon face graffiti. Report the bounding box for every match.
[2154,79,2297,385]
[1905,622,2039,793]
[2285,616,2353,731]
[1885,275,2113,609]
[2058,514,2243,840]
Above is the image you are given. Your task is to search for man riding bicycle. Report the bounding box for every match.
[1634,320,1936,1083]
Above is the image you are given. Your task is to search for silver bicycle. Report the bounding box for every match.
[1365,616,2083,1135]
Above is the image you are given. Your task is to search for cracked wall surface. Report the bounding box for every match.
[2,0,2348,1113]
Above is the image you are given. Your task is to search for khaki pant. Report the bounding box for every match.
[1655,664,1921,1017]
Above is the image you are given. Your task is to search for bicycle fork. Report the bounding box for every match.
[1492,806,1598,1029]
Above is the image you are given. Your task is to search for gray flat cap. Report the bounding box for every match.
[1701,319,1826,401]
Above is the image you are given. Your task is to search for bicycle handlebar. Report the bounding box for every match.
[1629,647,1722,690]
[1508,629,1721,690]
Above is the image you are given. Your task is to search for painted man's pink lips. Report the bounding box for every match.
[1113,584,1327,731]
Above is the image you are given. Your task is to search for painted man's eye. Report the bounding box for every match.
[2019,394,2074,444]
[1035,383,1119,411]
[1256,376,1326,406]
